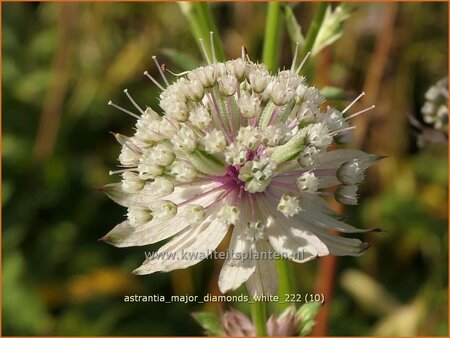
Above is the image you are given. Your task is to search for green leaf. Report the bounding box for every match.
[160,48,201,72]
[312,4,353,56]
[284,6,305,46]
[320,86,353,101]
[191,312,225,336]
[297,302,322,336]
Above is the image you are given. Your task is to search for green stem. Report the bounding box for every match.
[261,1,297,314]
[251,301,268,336]
[262,2,283,73]
[178,2,226,62]
[276,259,296,311]
[299,2,328,60]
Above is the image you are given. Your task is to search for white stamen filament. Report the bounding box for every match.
[209,31,217,64]
[198,38,211,65]
[329,125,356,137]
[342,91,365,113]
[295,51,311,74]
[109,168,133,175]
[291,42,300,71]
[123,89,144,115]
[108,100,140,119]
[345,104,376,121]
[152,55,169,87]
[143,71,165,91]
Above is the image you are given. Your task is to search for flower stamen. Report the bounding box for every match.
[123,89,144,115]
[143,71,165,91]
[152,55,170,87]
[108,100,140,119]
[342,91,365,113]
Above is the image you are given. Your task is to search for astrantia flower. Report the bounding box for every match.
[220,306,301,336]
[196,303,321,336]
[421,77,448,133]
[102,44,380,297]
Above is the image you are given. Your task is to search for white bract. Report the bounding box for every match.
[103,44,380,297]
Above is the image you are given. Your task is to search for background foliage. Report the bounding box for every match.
[2,2,448,336]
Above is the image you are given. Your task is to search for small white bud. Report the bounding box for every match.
[337,159,365,185]
[142,177,174,196]
[225,143,247,165]
[184,204,205,224]
[238,93,261,118]
[244,221,266,240]
[236,126,260,150]
[121,171,145,193]
[189,106,211,129]
[218,74,238,96]
[119,145,140,167]
[305,123,333,149]
[127,206,153,226]
[171,124,197,153]
[226,59,246,80]
[217,204,240,225]
[296,172,319,192]
[238,157,277,193]
[335,185,358,205]
[152,200,178,219]
[297,146,321,167]
[277,194,301,217]
[181,77,204,101]
[148,142,175,166]
[202,129,227,153]
[170,160,197,182]
[248,66,270,93]
[261,124,291,146]
[138,154,164,180]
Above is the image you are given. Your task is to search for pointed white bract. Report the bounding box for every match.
[103,52,380,297]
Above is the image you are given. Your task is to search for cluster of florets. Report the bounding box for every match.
[421,77,448,132]
[103,53,379,296]
[116,58,363,204]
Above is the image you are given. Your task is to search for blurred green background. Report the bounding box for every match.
[2,2,448,336]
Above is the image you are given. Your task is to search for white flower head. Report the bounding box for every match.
[421,77,448,132]
[104,41,379,296]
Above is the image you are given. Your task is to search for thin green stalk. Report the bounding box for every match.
[178,2,225,63]
[262,2,297,313]
[262,2,283,73]
[299,2,328,60]
[251,301,268,336]
[276,259,296,311]
[196,2,226,61]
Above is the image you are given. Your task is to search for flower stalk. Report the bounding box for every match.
[251,301,268,336]
[262,2,283,73]
[262,2,298,314]
[179,2,226,62]
[298,2,328,63]
[276,259,296,311]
